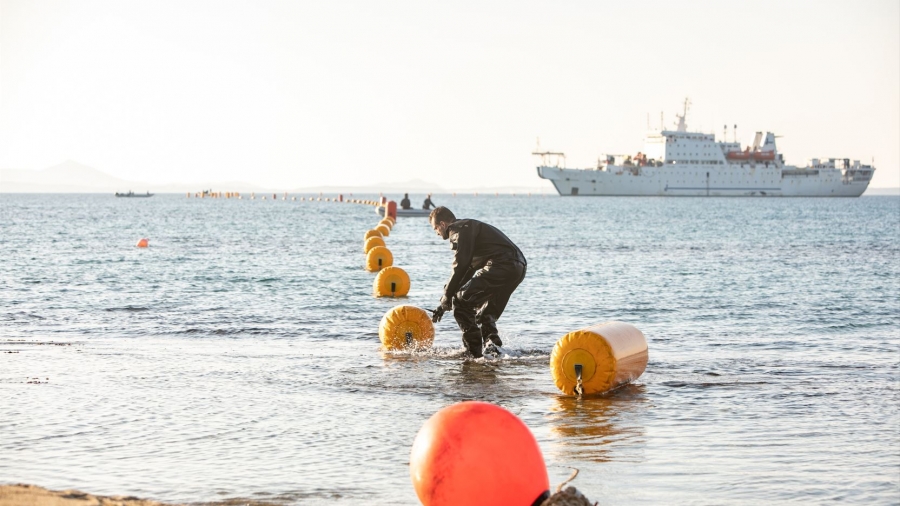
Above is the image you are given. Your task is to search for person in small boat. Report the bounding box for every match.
[429,206,527,358]
[422,194,435,210]
[400,193,412,210]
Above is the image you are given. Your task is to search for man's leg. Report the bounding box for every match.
[452,301,485,358]
[477,262,525,346]
[454,261,525,354]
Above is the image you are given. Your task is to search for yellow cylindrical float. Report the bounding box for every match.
[376,223,390,237]
[373,266,410,297]
[365,246,393,271]
[550,321,648,396]
[364,236,385,253]
[379,218,393,229]
[364,229,382,241]
[379,305,434,350]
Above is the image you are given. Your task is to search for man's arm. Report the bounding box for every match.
[442,222,478,303]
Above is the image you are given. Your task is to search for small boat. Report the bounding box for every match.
[115,191,154,198]
[377,206,432,218]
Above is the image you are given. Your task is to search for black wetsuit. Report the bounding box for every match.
[442,219,526,357]
[400,197,411,209]
[423,197,435,209]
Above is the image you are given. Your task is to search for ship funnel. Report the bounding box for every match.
[761,132,777,152]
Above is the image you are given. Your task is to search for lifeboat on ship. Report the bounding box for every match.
[752,151,776,161]
[726,149,752,160]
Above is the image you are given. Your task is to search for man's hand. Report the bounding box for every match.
[432,296,452,323]
[431,306,445,323]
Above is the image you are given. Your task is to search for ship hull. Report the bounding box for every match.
[538,165,869,197]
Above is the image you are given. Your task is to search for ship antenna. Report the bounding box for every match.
[675,97,691,132]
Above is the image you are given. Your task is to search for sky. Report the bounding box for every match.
[1,0,898,190]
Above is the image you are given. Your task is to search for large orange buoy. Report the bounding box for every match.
[386,200,397,220]
[364,229,382,241]
[376,223,390,237]
[373,266,410,297]
[365,246,393,271]
[136,238,149,248]
[410,401,550,506]
[364,236,385,253]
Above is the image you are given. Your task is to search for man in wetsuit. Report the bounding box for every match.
[422,194,435,210]
[429,206,527,358]
[400,193,412,210]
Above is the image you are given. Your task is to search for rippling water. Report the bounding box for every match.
[1,193,898,505]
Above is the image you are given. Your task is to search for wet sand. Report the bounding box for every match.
[0,483,597,506]
[0,484,289,506]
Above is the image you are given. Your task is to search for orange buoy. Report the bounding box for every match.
[364,236,385,253]
[379,305,433,349]
[373,266,410,297]
[410,401,550,506]
[365,246,393,271]
[364,229,382,241]
[376,223,390,237]
[386,200,397,219]
[136,238,149,248]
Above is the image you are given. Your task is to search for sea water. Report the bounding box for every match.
[1,193,898,505]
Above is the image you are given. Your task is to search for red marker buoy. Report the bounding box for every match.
[136,238,149,248]
[410,401,549,506]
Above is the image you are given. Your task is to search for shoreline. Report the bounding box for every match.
[0,484,289,506]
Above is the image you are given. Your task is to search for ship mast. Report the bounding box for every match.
[675,97,691,132]
[532,138,566,167]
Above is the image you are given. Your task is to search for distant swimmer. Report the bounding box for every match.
[429,206,527,359]
[400,193,412,210]
[422,194,436,210]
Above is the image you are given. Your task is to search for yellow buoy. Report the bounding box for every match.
[365,246,393,271]
[373,266,410,297]
[376,223,390,237]
[364,229,382,241]
[379,218,393,230]
[379,305,434,350]
[550,321,648,396]
[364,236,385,253]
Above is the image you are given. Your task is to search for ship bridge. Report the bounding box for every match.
[638,100,783,168]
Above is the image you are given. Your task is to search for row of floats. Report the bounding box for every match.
[187,191,386,203]
[363,203,649,398]
[187,192,548,200]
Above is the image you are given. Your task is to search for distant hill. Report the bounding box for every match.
[0,161,538,195]
[1,161,139,193]
[0,161,272,194]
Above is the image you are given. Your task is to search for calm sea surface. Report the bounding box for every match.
[1,193,898,505]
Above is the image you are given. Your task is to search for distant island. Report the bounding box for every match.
[0,160,893,195]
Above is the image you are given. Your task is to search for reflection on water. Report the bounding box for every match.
[546,384,647,463]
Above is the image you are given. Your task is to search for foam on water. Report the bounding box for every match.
[1,193,898,505]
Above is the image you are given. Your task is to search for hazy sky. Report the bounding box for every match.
[2,0,898,189]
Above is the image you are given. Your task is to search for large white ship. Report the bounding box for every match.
[536,100,874,197]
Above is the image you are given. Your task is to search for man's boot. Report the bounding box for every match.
[479,315,502,347]
[462,329,483,359]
